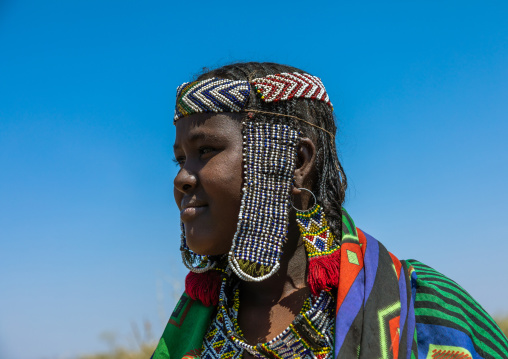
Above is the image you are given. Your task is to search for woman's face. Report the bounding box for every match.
[173,113,244,256]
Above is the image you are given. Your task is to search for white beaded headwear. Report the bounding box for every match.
[174,78,251,123]
[175,73,332,281]
[174,73,333,122]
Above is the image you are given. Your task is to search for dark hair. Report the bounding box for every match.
[196,62,347,240]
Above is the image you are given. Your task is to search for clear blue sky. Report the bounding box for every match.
[1,1,507,358]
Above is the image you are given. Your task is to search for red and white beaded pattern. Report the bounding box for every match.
[251,72,333,108]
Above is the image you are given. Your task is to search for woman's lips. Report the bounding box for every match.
[180,205,208,221]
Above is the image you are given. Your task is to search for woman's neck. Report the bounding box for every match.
[239,228,307,304]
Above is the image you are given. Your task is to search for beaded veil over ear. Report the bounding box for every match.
[174,72,333,283]
[229,120,299,281]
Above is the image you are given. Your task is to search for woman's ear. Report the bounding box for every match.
[292,138,316,197]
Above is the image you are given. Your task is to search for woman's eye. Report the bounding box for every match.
[199,146,216,156]
[172,156,185,167]
[172,147,217,167]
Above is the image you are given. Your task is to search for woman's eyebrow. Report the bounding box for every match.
[189,132,223,142]
[173,132,224,151]
[188,132,224,144]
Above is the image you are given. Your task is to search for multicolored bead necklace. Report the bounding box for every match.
[200,276,336,359]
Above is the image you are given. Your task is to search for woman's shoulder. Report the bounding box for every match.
[405,259,508,358]
[151,292,215,359]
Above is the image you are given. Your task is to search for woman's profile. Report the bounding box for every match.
[151,62,508,358]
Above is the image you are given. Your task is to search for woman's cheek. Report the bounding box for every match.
[210,151,243,194]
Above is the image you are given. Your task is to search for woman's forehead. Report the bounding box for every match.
[173,113,243,147]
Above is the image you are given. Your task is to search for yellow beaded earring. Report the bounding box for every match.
[293,188,341,296]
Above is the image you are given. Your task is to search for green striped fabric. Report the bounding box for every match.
[408,260,508,358]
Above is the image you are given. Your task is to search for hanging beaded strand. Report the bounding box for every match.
[228,119,299,281]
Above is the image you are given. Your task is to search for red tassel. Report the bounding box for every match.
[185,270,222,307]
[307,249,341,296]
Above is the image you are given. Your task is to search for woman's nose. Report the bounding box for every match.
[174,167,198,193]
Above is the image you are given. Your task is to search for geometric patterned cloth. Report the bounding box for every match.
[335,211,508,358]
[151,209,508,359]
[410,260,507,358]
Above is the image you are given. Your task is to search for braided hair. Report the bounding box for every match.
[195,62,347,241]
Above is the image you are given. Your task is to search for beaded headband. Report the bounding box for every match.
[176,72,333,281]
[251,72,332,107]
[173,72,333,122]
[174,78,251,122]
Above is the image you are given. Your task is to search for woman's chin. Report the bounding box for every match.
[184,226,234,256]
[186,239,230,257]
[188,247,228,257]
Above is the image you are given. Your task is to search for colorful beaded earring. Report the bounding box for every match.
[293,188,341,296]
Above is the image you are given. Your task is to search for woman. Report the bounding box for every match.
[152,62,508,358]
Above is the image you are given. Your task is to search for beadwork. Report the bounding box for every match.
[294,199,341,296]
[228,121,299,281]
[200,278,335,359]
[174,78,251,122]
[173,72,333,123]
[175,73,334,282]
[251,72,333,108]
[180,222,216,273]
[295,203,337,259]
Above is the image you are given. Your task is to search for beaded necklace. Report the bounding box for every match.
[200,276,335,359]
